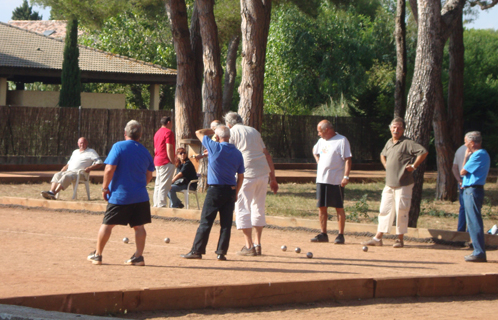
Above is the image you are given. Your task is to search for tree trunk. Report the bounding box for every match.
[447,13,464,148]
[198,0,223,127]
[165,0,202,145]
[432,10,464,202]
[394,0,407,118]
[404,0,443,228]
[190,2,204,101]
[238,0,272,131]
[222,35,240,115]
[433,79,457,201]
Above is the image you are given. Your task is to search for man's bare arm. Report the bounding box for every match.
[460,148,472,176]
[85,162,104,173]
[341,157,352,187]
[406,152,429,172]
[166,143,175,165]
[146,170,153,185]
[102,164,117,201]
[61,164,69,172]
[263,148,278,194]
[195,129,215,141]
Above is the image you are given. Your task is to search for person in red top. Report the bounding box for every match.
[153,116,176,207]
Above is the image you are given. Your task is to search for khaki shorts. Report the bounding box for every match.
[51,171,85,190]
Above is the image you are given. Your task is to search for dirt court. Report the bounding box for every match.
[1,205,498,319]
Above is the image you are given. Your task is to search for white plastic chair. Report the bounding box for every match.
[182,179,199,209]
[56,169,91,200]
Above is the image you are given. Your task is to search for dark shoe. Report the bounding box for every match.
[217,254,227,261]
[41,191,56,200]
[464,254,487,262]
[87,251,102,265]
[125,254,145,266]
[334,234,345,244]
[236,246,257,256]
[254,244,262,255]
[310,233,329,243]
[393,239,404,248]
[172,203,185,209]
[181,251,202,259]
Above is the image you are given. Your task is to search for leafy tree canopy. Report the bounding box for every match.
[442,28,498,165]
[79,7,176,109]
[32,0,164,28]
[12,0,43,20]
[264,0,395,115]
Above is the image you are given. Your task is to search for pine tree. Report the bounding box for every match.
[59,19,81,108]
[11,0,43,20]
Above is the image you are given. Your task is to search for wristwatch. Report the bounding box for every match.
[343,176,349,180]
[102,188,109,192]
[410,164,417,170]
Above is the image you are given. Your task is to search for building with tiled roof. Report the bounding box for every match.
[8,20,84,39]
[0,22,176,109]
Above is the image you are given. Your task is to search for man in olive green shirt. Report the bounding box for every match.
[363,117,428,248]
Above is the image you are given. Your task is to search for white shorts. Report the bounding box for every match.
[377,184,414,235]
[235,175,268,229]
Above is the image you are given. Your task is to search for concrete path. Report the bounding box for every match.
[0,169,439,184]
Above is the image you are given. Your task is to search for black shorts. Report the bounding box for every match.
[103,201,151,228]
[316,183,344,208]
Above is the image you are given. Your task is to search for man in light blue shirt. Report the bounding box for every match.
[460,131,490,262]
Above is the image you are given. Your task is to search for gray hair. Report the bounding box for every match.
[465,131,482,144]
[318,120,333,131]
[215,125,231,139]
[224,112,243,127]
[125,120,142,140]
[210,120,221,130]
[389,117,405,129]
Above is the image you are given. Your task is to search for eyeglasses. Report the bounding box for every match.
[178,152,186,155]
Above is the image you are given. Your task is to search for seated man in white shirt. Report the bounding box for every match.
[41,137,103,200]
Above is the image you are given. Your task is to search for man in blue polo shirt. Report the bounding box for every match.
[460,131,490,262]
[181,125,244,261]
[87,120,155,266]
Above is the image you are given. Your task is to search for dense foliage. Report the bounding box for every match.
[264,1,396,117]
[11,0,43,20]
[79,9,176,109]
[59,19,81,108]
[443,28,498,165]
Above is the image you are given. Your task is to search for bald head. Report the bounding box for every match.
[77,137,88,151]
[317,120,335,140]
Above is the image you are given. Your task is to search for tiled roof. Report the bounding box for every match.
[8,20,83,39]
[0,22,176,77]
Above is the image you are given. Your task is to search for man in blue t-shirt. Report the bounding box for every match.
[460,131,490,263]
[87,120,155,266]
[181,125,245,261]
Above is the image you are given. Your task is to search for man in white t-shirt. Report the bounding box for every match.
[311,120,352,244]
[225,112,278,256]
[452,144,467,232]
[41,137,103,200]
